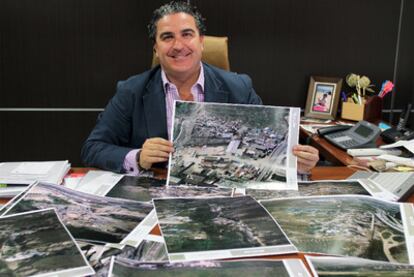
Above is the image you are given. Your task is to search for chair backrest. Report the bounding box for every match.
[151,35,230,71]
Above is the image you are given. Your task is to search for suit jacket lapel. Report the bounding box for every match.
[203,64,230,103]
[143,70,168,139]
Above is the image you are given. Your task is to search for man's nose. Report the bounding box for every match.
[172,38,184,49]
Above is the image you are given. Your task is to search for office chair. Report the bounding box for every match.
[151,35,230,71]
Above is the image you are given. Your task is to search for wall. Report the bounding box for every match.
[0,0,412,165]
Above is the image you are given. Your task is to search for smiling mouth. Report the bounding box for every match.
[170,52,192,60]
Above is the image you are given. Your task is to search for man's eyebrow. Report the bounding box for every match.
[159,31,173,38]
[181,28,196,34]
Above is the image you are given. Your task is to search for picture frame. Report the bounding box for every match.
[304,76,343,120]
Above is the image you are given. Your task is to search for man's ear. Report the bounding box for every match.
[200,35,204,51]
[153,44,158,57]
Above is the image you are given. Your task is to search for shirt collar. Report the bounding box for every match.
[161,62,205,93]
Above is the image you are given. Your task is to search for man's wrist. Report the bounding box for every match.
[136,150,149,171]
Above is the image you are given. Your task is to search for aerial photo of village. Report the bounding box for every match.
[247,180,370,200]
[111,259,293,277]
[2,182,153,244]
[262,195,409,264]
[106,176,233,202]
[169,102,297,188]
[0,209,92,277]
[154,196,293,255]
[307,256,414,276]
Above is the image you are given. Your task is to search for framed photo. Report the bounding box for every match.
[304,76,343,120]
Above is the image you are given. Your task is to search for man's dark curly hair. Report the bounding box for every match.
[147,1,207,43]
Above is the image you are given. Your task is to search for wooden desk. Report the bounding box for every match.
[1,167,413,276]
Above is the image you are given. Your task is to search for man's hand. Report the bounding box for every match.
[139,138,174,170]
[293,144,319,173]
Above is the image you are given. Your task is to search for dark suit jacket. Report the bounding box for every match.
[81,63,262,172]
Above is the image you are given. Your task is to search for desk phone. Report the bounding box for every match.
[318,121,381,150]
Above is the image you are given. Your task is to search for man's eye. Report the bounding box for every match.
[161,35,173,41]
[182,32,193,38]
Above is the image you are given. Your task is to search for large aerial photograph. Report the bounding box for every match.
[261,195,411,263]
[0,209,93,277]
[110,259,307,277]
[154,195,296,261]
[106,176,233,202]
[306,256,414,277]
[168,101,299,189]
[1,182,153,244]
[246,180,370,200]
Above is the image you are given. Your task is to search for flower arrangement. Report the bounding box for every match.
[345,73,375,97]
[345,73,394,104]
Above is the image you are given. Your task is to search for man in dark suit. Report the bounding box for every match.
[81,1,319,175]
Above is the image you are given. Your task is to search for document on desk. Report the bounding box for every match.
[153,196,297,262]
[0,160,70,185]
[261,195,414,264]
[348,171,414,201]
[380,138,414,154]
[168,101,300,190]
[1,182,154,246]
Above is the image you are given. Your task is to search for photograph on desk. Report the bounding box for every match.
[109,258,310,277]
[0,182,37,215]
[247,179,399,202]
[0,182,154,245]
[168,101,300,190]
[306,255,414,277]
[78,234,168,277]
[261,195,414,264]
[75,171,235,202]
[0,209,94,277]
[153,196,297,262]
[245,180,371,200]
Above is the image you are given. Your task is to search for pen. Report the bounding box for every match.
[341,91,347,102]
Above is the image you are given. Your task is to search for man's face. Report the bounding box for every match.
[154,12,204,79]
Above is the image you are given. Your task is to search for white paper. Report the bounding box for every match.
[74,170,124,195]
[401,203,414,264]
[380,139,414,154]
[120,209,158,248]
[0,160,70,185]
[284,259,311,277]
[358,179,398,201]
[63,176,83,190]
[11,161,55,175]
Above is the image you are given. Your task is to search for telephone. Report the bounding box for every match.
[318,121,381,150]
[381,103,413,143]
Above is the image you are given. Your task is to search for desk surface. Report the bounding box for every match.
[1,166,412,275]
